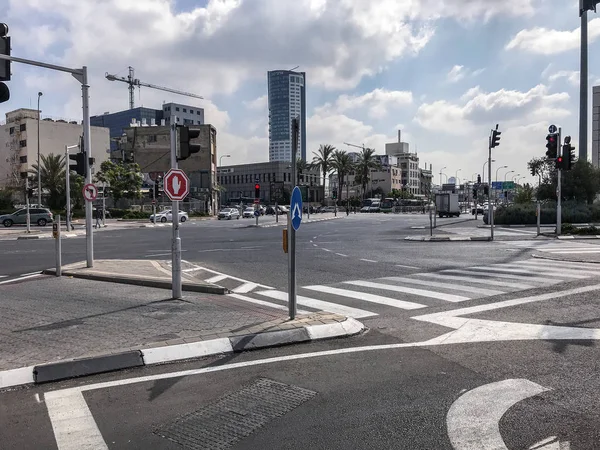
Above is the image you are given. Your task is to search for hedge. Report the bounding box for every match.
[483,202,600,225]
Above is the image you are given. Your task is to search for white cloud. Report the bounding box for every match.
[547,70,580,86]
[506,18,600,55]
[447,65,466,83]
[243,95,268,111]
[315,88,413,119]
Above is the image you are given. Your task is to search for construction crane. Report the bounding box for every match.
[105,66,204,110]
[343,142,366,151]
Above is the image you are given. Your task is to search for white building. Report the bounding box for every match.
[593,86,600,168]
[161,102,204,126]
[0,108,110,188]
[385,130,420,195]
[268,70,306,162]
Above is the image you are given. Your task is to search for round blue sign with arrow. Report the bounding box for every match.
[548,124,557,134]
[290,186,303,231]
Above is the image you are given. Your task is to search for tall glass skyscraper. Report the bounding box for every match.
[267,70,306,162]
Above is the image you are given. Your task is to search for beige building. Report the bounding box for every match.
[0,108,110,188]
[122,123,218,214]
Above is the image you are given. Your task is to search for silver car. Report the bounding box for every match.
[218,208,240,220]
[0,208,54,227]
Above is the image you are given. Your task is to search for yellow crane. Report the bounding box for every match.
[105,66,203,109]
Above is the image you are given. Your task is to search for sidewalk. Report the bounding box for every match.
[0,269,363,388]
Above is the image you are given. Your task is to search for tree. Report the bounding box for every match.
[354,147,380,199]
[296,158,310,184]
[311,144,335,204]
[95,160,143,204]
[562,160,600,204]
[331,150,354,205]
[388,188,414,200]
[30,153,66,209]
[514,183,534,204]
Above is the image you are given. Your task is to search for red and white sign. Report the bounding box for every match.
[254,199,260,204]
[163,168,190,201]
[83,183,98,202]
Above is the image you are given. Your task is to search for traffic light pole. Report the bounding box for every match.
[170,115,182,299]
[65,143,79,232]
[288,117,299,320]
[25,177,31,233]
[0,54,94,267]
[152,183,156,225]
[488,132,494,241]
[557,128,562,235]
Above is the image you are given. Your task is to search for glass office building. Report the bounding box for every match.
[267,70,306,162]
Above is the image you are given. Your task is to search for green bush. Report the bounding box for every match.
[488,201,600,226]
[122,211,148,219]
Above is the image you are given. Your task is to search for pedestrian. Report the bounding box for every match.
[94,208,101,228]
[69,209,74,230]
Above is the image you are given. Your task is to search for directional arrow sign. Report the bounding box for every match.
[290,185,302,231]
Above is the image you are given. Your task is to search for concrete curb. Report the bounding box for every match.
[532,254,600,264]
[404,235,491,242]
[41,268,227,295]
[16,235,41,240]
[257,215,345,228]
[557,235,600,240]
[0,317,364,388]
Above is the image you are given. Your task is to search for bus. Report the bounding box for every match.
[380,198,395,213]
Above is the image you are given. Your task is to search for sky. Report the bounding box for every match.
[3,0,600,186]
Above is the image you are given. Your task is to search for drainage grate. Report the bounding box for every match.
[155,378,317,449]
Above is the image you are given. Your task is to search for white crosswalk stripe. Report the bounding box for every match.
[499,240,600,255]
[179,258,600,319]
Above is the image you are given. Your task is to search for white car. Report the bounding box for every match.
[242,207,255,218]
[218,208,241,220]
[149,210,189,223]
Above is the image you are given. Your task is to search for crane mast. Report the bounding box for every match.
[105,66,203,109]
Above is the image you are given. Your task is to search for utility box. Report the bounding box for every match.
[435,193,460,218]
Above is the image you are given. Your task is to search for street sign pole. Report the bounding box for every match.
[152,180,156,225]
[25,177,31,233]
[557,127,562,235]
[288,117,300,320]
[54,215,61,277]
[488,126,495,241]
[170,115,182,299]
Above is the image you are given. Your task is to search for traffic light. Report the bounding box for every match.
[153,182,162,198]
[69,152,85,177]
[473,188,477,199]
[545,134,558,159]
[477,174,481,184]
[27,188,33,198]
[491,129,501,148]
[178,126,201,160]
[0,23,10,104]
[563,136,576,171]
[255,183,260,199]
[483,186,489,196]
[332,190,337,200]
[530,166,536,177]
[556,155,564,170]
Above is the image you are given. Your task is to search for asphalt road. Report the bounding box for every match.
[3,213,600,448]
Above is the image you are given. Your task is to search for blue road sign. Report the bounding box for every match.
[290,186,303,231]
[549,124,557,134]
[254,210,260,217]
[492,181,503,190]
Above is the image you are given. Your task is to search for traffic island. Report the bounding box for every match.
[404,235,491,242]
[42,259,227,295]
[0,274,364,388]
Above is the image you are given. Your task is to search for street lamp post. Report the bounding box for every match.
[37,91,42,207]
[482,159,496,185]
[440,166,447,186]
[218,154,231,211]
[504,170,515,204]
[455,168,461,186]
[495,165,508,184]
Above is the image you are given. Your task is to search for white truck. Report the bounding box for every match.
[435,193,460,218]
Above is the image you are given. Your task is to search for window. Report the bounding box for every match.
[183,108,187,113]
[9,127,14,134]
[197,111,201,115]
[175,107,180,111]
[148,135,157,143]
[190,109,194,114]
[19,156,27,163]
[20,124,26,132]
[19,140,26,147]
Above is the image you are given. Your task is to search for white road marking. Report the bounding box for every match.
[0,273,43,285]
[381,276,505,296]
[335,253,348,257]
[444,269,558,284]
[205,274,228,283]
[414,272,535,289]
[488,264,594,278]
[20,271,41,277]
[227,293,310,314]
[41,284,600,450]
[360,259,378,263]
[313,244,318,247]
[446,379,549,450]
[521,259,600,272]
[322,248,332,252]
[395,264,420,269]
[231,282,258,294]
[344,280,471,303]
[0,275,6,279]
[256,289,377,319]
[303,285,427,310]
[35,393,41,403]
[144,252,171,257]
[180,260,273,290]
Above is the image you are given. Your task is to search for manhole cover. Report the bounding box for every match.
[155,378,317,449]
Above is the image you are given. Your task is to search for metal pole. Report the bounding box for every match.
[65,146,70,232]
[55,214,61,276]
[275,201,278,223]
[152,181,156,225]
[102,193,106,227]
[488,130,494,241]
[288,117,299,320]
[170,114,182,299]
[37,92,42,207]
[25,178,30,233]
[536,201,541,236]
[81,66,94,268]
[580,10,588,161]
[557,127,562,235]
[429,208,433,236]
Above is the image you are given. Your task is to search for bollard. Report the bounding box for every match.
[53,215,61,277]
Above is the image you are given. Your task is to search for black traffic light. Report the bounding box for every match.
[545,134,558,159]
[556,155,564,170]
[27,187,33,198]
[332,190,337,200]
[473,188,477,199]
[530,166,536,177]
[483,186,489,196]
[491,129,501,148]
[563,136,576,171]
[69,152,85,177]
[477,174,481,184]
[178,126,201,160]
[504,191,508,199]
[255,183,260,199]
[153,182,162,198]
[0,23,10,104]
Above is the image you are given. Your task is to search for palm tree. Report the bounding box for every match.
[30,153,66,209]
[296,158,309,184]
[311,144,335,204]
[355,147,380,199]
[331,150,354,205]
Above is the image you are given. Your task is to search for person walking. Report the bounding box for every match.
[94,208,102,229]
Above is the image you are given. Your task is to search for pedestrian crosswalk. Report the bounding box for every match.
[449,227,538,237]
[204,258,600,319]
[499,240,600,254]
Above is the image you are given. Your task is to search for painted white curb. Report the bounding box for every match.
[305,317,364,340]
[141,338,233,365]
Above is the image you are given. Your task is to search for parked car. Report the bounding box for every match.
[242,207,255,218]
[0,208,53,227]
[149,210,188,223]
[218,208,241,220]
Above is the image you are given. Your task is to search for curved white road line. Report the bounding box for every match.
[447,379,549,450]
